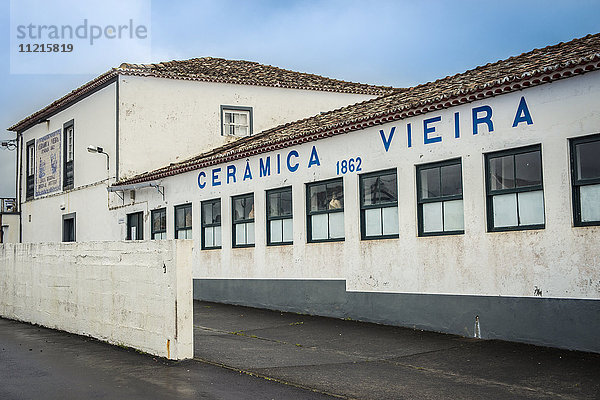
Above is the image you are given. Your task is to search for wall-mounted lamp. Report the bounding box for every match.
[1,139,17,151]
[87,145,110,170]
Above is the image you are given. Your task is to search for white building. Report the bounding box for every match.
[0,198,19,243]
[8,35,600,352]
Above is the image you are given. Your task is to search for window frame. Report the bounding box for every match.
[62,212,76,242]
[416,158,464,237]
[151,207,167,240]
[232,193,255,248]
[306,177,345,243]
[26,139,35,200]
[201,198,222,250]
[266,186,293,246]
[570,133,600,227]
[174,203,193,239]
[359,168,399,240]
[126,211,144,240]
[63,119,74,190]
[220,105,253,137]
[484,144,545,232]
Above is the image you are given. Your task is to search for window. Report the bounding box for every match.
[570,134,600,226]
[417,159,464,236]
[267,187,293,245]
[485,145,545,231]
[175,204,192,239]
[306,178,344,242]
[202,199,222,249]
[63,120,74,190]
[232,194,254,247]
[126,211,143,240]
[151,208,166,239]
[62,213,76,242]
[26,140,35,200]
[360,170,398,239]
[221,106,252,137]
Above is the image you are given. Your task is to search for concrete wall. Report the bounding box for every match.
[118,75,377,179]
[0,240,193,360]
[117,71,600,352]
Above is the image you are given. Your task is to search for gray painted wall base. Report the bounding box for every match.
[193,278,600,354]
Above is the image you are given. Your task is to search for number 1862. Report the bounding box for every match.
[336,157,362,175]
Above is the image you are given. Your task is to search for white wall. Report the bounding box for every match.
[1,214,19,243]
[18,83,118,243]
[0,240,193,360]
[118,75,377,179]
[117,71,600,301]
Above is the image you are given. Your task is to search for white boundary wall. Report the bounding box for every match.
[0,240,193,360]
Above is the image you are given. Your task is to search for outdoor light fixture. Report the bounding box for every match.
[1,139,17,151]
[87,145,110,170]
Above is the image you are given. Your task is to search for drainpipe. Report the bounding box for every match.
[17,132,23,243]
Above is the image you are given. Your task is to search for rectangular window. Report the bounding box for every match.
[63,120,74,190]
[570,134,600,226]
[417,159,464,236]
[232,194,254,247]
[126,211,143,240]
[175,204,192,239]
[202,199,222,249]
[221,105,252,137]
[485,145,545,231]
[26,140,35,200]
[151,208,166,239]
[307,178,344,242]
[360,169,398,239]
[62,213,76,242]
[267,187,293,245]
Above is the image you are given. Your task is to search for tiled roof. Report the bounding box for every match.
[8,58,395,133]
[117,33,600,186]
[117,58,395,95]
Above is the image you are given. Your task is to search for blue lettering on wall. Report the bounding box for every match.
[197,171,206,189]
[379,127,395,152]
[277,154,281,174]
[307,146,321,168]
[212,168,221,186]
[512,96,533,127]
[423,116,442,144]
[454,112,460,138]
[243,161,253,181]
[407,123,412,148]
[287,150,299,172]
[227,165,236,184]
[472,105,494,135]
[260,156,271,177]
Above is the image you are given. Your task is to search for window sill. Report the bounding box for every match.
[487,224,545,233]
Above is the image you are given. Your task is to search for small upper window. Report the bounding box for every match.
[175,204,192,239]
[26,140,35,200]
[202,199,222,249]
[306,178,344,242]
[62,213,76,242]
[485,145,545,231]
[417,159,464,236]
[360,169,398,239]
[570,134,600,226]
[151,208,167,239]
[63,120,74,190]
[221,106,252,137]
[267,187,293,245]
[232,194,255,247]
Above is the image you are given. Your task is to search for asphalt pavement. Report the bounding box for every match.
[194,300,600,400]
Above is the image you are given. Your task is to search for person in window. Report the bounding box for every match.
[248,203,255,219]
[328,193,342,210]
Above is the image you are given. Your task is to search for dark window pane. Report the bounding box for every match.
[378,173,397,203]
[309,184,328,212]
[160,210,166,230]
[202,203,213,225]
[362,176,378,205]
[233,198,244,221]
[515,151,542,187]
[489,155,515,190]
[577,140,600,180]
[327,182,343,210]
[244,197,254,220]
[176,207,185,228]
[184,206,192,227]
[420,167,440,199]
[268,192,280,217]
[441,164,462,196]
[212,201,221,224]
[280,190,292,216]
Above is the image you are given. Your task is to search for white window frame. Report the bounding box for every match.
[221,105,253,137]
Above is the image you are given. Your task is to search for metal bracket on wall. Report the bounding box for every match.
[107,181,165,201]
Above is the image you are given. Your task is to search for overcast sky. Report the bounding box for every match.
[1,0,599,197]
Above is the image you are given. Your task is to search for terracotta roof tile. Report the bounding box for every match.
[118,33,600,186]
